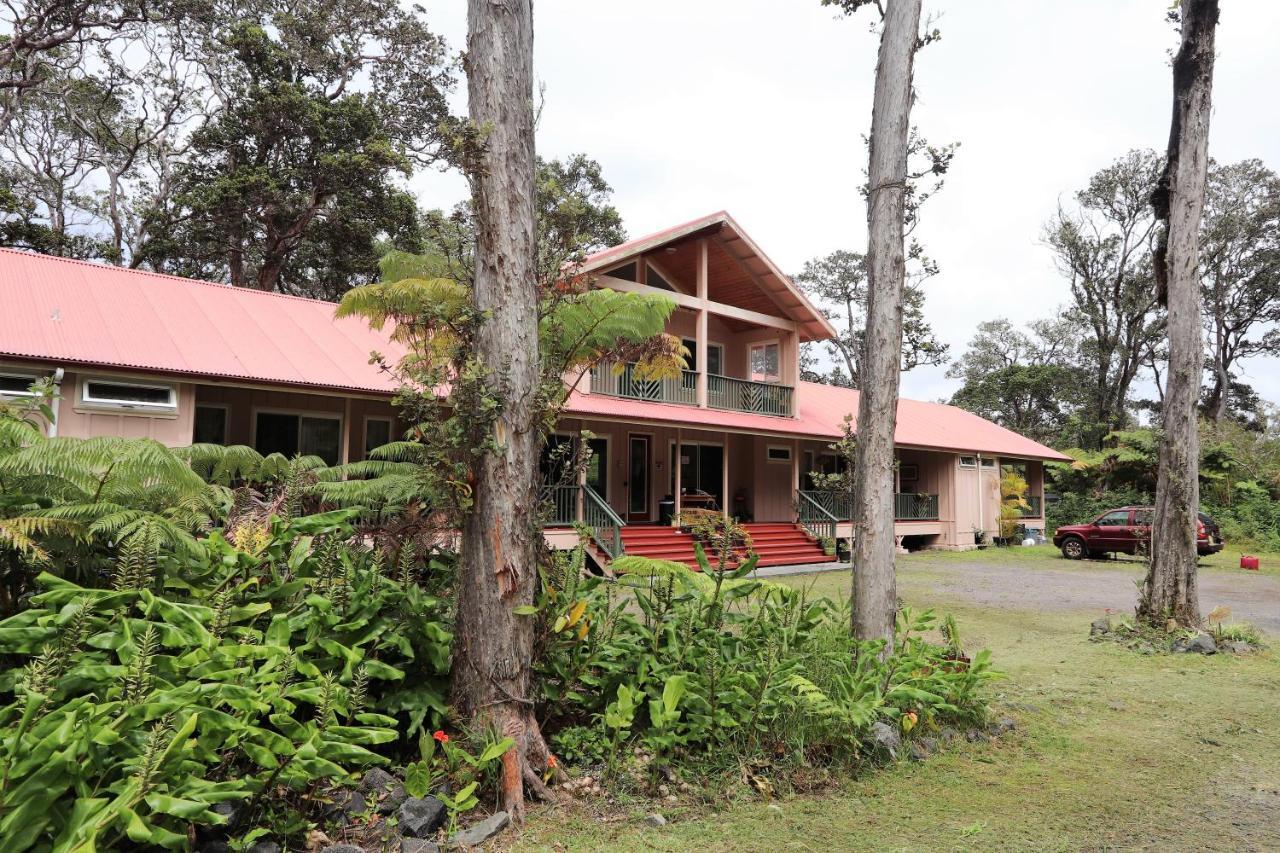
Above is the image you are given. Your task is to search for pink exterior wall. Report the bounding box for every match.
[53,370,196,445]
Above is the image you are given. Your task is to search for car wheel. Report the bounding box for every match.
[1060,537,1087,560]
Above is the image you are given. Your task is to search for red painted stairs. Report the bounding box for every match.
[618,522,836,570]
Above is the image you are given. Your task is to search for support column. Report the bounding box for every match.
[696,239,709,408]
[673,427,683,526]
[721,432,732,517]
[341,397,353,464]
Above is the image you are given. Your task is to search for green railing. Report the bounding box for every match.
[582,483,625,559]
[796,490,940,522]
[1018,495,1043,518]
[708,373,794,417]
[895,493,940,521]
[795,490,837,545]
[542,484,579,526]
[799,489,852,521]
[590,361,697,406]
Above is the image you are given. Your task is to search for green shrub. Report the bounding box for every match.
[537,547,996,775]
[0,509,451,850]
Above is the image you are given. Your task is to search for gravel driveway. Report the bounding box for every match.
[907,556,1280,633]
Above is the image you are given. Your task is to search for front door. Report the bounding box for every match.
[627,435,651,522]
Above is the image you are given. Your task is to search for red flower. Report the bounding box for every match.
[433,730,450,743]
[546,754,558,768]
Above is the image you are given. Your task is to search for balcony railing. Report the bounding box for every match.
[708,373,794,417]
[543,484,579,526]
[796,490,940,522]
[590,362,697,406]
[895,493,940,521]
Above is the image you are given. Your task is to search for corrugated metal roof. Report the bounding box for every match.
[0,247,1069,461]
[0,247,405,394]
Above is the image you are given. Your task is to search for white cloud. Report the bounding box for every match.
[411,0,1280,405]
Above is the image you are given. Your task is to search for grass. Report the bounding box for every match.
[909,541,1280,576]
[508,552,1280,851]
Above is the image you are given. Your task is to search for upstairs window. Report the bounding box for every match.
[749,342,780,383]
[81,378,176,411]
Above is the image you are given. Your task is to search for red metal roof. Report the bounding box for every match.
[0,247,1068,461]
[0,247,406,394]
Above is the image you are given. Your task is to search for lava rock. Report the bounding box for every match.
[988,717,1017,736]
[964,729,983,743]
[320,846,366,853]
[398,797,446,839]
[328,789,369,820]
[362,767,408,815]
[908,741,931,762]
[939,727,959,744]
[643,813,668,827]
[918,736,939,754]
[870,721,901,757]
[448,811,511,847]
[1089,618,1111,636]
[400,840,440,853]
[247,844,281,853]
[1225,640,1252,654]
[1187,633,1218,655]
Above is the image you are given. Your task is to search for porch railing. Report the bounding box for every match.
[582,484,625,559]
[590,361,698,406]
[1018,495,1043,518]
[795,490,837,545]
[895,493,940,521]
[796,490,940,522]
[542,484,579,527]
[707,373,794,417]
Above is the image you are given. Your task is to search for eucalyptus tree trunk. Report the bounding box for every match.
[452,0,544,821]
[1140,0,1219,628]
[851,0,922,651]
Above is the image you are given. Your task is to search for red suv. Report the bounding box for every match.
[1053,507,1224,560]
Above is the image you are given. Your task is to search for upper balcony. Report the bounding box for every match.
[574,212,836,420]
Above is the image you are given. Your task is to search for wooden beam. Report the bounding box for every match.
[596,275,799,333]
[696,239,709,407]
[722,431,730,521]
[673,427,682,526]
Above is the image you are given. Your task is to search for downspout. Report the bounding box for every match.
[47,367,65,437]
[975,453,983,540]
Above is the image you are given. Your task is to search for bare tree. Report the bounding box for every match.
[828,0,924,650]
[450,0,541,822]
[1140,0,1219,628]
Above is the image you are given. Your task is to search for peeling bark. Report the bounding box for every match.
[851,0,922,652]
[1141,0,1219,628]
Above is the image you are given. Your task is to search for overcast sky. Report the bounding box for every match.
[411,0,1280,405]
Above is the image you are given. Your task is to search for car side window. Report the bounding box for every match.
[1096,510,1131,527]
[1132,510,1153,526]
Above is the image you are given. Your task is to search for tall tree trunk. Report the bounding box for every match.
[452,0,543,822]
[1140,0,1218,628]
[850,0,921,651]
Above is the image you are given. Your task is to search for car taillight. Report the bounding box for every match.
[1197,520,1206,536]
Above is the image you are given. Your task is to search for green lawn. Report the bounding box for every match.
[509,550,1280,851]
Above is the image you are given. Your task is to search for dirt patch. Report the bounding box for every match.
[905,556,1280,634]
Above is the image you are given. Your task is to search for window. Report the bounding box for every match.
[82,378,176,411]
[1096,510,1131,527]
[0,372,43,398]
[766,444,792,463]
[193,405,228,444]
[364,417,392,456]
[254,411,342,465]
[678,340,723,376]
[1133,509,1153,527]
[749,342,780,383]
[959,455,977,468]
[980,458,997,469]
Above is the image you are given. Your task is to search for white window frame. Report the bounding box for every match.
[0,370,45,399]
[79,376,177,412]
[980,457,997,469]
[749,340,782,384]
[363,415,393,456]
[765,444,793,464]
[193,403,230,445]
[250,407,344,464]
[958,455,977,469]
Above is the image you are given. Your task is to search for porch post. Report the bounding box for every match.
[575,452,586,524]
[722,431,730,521]
[791,438,800,493]
[673,427,682,526]
[341,397,353,464]
[696,239,709,408]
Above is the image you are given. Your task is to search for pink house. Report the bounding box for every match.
[0,212,1069,567]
